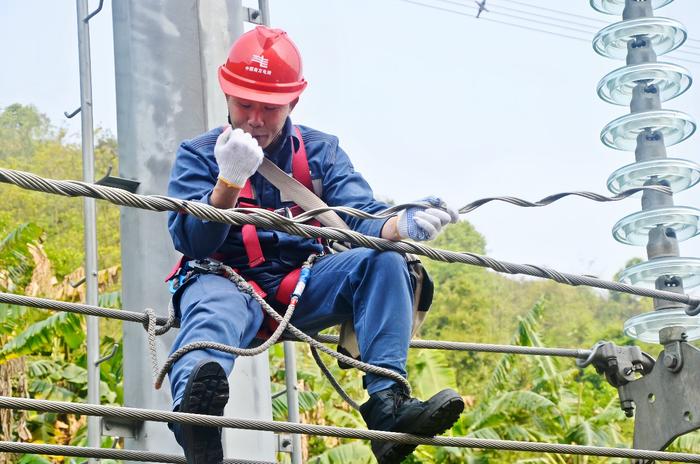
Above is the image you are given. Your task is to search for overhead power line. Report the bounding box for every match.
[396,0,700,65]
[1,168,699,310]
[491,0,700,46]
[399,0,593,43]
[431,0,700,55]
[4,397,700,463]
[486,0,700,51]
[434,0,596,35]
[314,334,592,358]
[0,291,593,358]
[492,0,608,24]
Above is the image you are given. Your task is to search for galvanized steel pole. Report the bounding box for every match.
[283,342,303,464]
[75,0,101,459]
[258,0,271,28]
[255,5,303,462]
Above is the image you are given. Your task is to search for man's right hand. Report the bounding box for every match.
[214,126,264,189]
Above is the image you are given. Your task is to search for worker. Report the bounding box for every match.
[166,25,464,464]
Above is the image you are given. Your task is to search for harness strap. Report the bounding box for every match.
[238,180,266,268]
[275,268,301,305]
[238,126,322,269]
[247,279,267,299]
[165,255,187,282]
[238,180,257,207]
[292,126,313,191]
[242,224,265,268]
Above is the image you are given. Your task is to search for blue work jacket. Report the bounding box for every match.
[167,117,391,295]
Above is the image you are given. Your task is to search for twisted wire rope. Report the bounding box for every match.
[0,441,269,464]
[309,345,361,410]
[0,170,694,460]
[0,169,696,309]
[0,291,176,327]
[314,334,593,359]
[457,185,671,214]
[0,291,598,360]
[3,396,700,462]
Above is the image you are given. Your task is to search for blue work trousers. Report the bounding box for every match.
[168,248,413,406]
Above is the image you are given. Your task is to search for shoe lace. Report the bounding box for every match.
[390,385,413,411]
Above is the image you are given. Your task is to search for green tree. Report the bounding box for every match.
[0,104,121,277]
[0,223,122,463]
[0,105,124,463]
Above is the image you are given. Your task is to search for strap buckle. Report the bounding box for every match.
[188,258,224,275]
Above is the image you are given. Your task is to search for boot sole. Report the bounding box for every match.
[375,389,465,464]
[180,361,229,464]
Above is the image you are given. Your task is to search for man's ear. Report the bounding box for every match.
[289,97,300,112]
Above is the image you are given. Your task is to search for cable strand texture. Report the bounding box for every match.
[3,396,700,462]
[0,169,695,308]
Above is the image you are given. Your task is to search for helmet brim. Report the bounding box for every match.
[218,71,306,106]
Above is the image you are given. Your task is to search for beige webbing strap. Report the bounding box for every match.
[258,157,350,229]
[257,157,361,362]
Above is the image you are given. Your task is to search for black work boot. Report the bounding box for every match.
[173,360,229,464]
[359,384,464,464]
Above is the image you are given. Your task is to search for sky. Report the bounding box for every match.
[1,0,700,285]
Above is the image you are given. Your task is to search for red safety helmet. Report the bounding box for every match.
[218,26,307,105]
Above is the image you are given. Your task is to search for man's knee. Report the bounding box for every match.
[365,250,409,279]
[179,276,263,344]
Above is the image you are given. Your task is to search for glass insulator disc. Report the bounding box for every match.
[590,0,673,15]
[612,206,700,246]
[593,17,687,60]
[618,256,700,289]
[601,110,696,151]
[597,62,692,105]
[607,158,700,194]
[625,309,700,343]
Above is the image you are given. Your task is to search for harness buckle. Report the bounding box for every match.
[188,258,224,275]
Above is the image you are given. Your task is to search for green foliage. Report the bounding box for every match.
[271,389,321,420]
[0,104,121,277]
[0,103,51,159]
[0,222,43,290]
[272,220,647,461]
[307,442,375,463]
[0,119,124,456]
[407,349,457,399]
[0,312,84,361]
[0,104,669,462]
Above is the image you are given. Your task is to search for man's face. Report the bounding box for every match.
[226,96,296,149]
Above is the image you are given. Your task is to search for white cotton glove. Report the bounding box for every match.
[214,126,264,188]
[397,196,459,241]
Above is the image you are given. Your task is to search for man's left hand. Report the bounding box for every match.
[396,197,459,241]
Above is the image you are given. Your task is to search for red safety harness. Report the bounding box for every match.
[167,126,323,339]
[237,126,322,307]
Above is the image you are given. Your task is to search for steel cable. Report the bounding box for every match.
[3,396,700,462]
[0,169,696,309]
[0,291,598,360]
[309,345,361,410]
[314,334,593,359]
[0,291,176,328]
[457,185,671,214]
[0,441,269,464]
[396,0,700,65]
